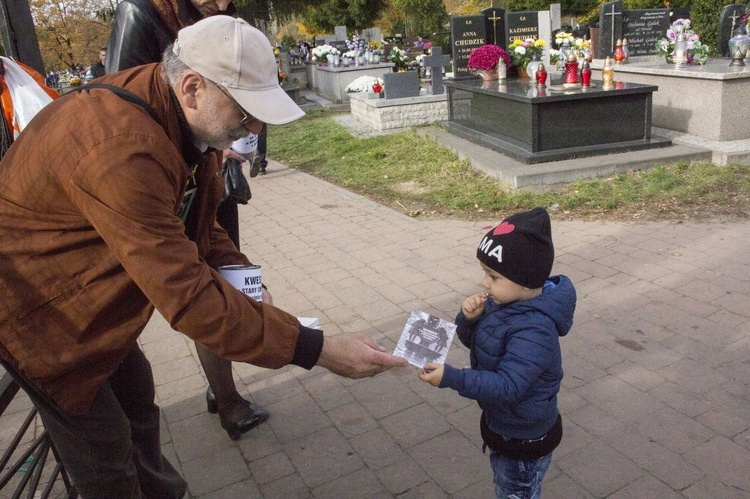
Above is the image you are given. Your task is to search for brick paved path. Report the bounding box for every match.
[3,161,749,498]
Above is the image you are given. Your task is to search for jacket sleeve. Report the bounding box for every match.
[106,0,165,72]
[439,322,556,406]
[455,310,482,348]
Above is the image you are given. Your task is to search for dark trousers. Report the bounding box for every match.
[257,123,268,169]
[2,347,187,499]
[216,199,240,249]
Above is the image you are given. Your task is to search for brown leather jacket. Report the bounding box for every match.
[0,64,322,415]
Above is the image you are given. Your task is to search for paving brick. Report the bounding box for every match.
[409,430,489,494]
[375,456,431,495]
[380,402,451,448]
[260,473,312,499]
[683,435,750,491]
[556,440,642,497]
[349,372,422,419]
[312,468,384,498]
[327,401,379,437]
[265,392,332,443]
[181,446,251,497]
[349,428,408,470]
[248,451,295,484]
[284,426,364,488]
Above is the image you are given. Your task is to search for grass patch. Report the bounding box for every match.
[269,109,750,221]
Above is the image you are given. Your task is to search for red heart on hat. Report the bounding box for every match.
[493,222,515,235]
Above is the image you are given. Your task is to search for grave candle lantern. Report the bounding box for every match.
[613,39,626,65]
[601,56,615,89]
[581,59,592,87]
[535,62,548,86]
[673,33,688,65]
[563,51,579,87]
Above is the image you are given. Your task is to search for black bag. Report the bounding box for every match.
[221,157,251,204]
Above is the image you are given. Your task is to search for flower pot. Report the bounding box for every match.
[516,66,530,81]
[476,69,498,81]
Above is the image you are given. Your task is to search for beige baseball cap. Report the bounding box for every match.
[172,16,304,125]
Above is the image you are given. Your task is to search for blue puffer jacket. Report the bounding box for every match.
[440,275,576,440]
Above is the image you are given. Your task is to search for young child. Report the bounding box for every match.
[419,207,576,498]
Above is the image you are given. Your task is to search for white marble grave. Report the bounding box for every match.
[349,91,449,131]
[590,57,750,142]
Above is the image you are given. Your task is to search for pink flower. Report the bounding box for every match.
[468,44,512,71]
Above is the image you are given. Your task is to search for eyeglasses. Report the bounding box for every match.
[212,81,257,127]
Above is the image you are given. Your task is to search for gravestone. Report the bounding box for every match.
[599,0,623,57]
[670,7,690,23]
[423,46,451,94]
[334,25,347,41]
[506,11,540,44]
[383,71,420,99]
[719,4,748,57]
[278,52,290,76]
[550,3,562,32]
[450,15,486,77]
[482,7,506,48]
[622,9,670,56]
[331,40,348,53]
[362,27,383,43]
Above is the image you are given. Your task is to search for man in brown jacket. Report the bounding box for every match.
[0,17,405,498]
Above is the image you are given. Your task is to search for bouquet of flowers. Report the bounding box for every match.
[655,19,710,65]
[468,44,511,71]
[346,35,366,55]
[549,49,561,66]
[388,47,410,71]
[312,44,339,62]
[508,38,546,71]
[345,75,384,93]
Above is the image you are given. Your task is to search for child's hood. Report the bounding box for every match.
[506,275,576,337]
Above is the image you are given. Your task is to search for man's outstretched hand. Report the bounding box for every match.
[317,333,408,379]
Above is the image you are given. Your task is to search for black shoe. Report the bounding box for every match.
[259,165,267,175]
[249,156,261,178]
[206,387,269,439]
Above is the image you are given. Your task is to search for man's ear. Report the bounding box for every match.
[179,71,203,110]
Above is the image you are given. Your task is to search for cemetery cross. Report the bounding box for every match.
[422,46,451,95]
[487,12,503,45]
[731,9,741,33]
[605,5,622,51]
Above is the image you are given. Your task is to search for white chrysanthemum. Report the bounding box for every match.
[514,46,527,55]
[345,75,385,93]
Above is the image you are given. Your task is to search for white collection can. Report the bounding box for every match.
[218,264,262,302]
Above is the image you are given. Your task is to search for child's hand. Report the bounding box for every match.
[462,293,487,319]
[418,363,444,387]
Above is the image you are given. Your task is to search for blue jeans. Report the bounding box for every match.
[490,450,553,499]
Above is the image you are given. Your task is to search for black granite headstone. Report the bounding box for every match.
[330,40,348,53]
[450,15,486,78]
[422,47,451,95]
[383,71,420,99]
[482,7,506,48]
[599,0,623,57]
[720,4,748,57]
[506,11,539,45]
[622,9,670,56]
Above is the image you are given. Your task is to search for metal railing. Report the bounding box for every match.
[0,371,77,498]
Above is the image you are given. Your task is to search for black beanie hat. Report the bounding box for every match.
[476,207,554,288]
